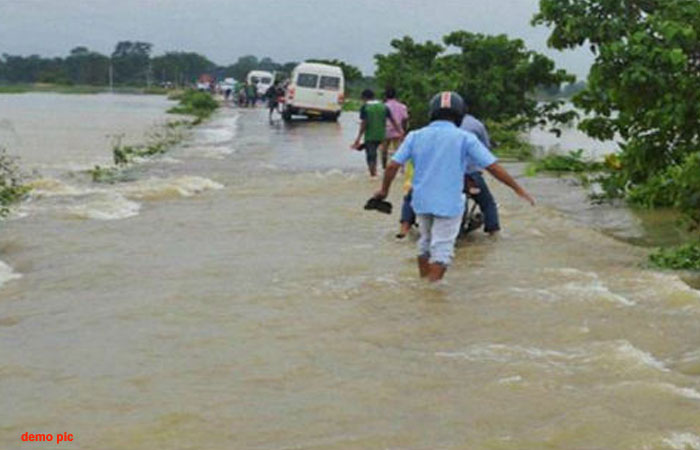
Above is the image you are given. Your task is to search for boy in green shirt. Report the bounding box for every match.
[352,89,403,177]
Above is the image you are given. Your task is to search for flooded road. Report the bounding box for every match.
[1,99,700,449]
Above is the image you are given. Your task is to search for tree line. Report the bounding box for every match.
[0,41,314,87]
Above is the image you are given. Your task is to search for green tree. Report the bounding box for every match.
[65,46,109,85]
[374,33,575,129]
[151,51,216,86]
[111,41,153,85]
[224,55,259,81]
[533,0,700,190]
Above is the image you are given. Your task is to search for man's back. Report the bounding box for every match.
[385,99,408,139]
[360,100,389,142]
[460,114,491,148]
[392,120,496,217]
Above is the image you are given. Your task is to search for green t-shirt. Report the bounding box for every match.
[360,101,392,142]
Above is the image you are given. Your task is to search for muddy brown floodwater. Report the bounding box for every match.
[1,97,699,449]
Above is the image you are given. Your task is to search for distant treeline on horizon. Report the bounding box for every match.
[0,41,305,87]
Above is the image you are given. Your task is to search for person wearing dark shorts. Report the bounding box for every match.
[352,89,403,177]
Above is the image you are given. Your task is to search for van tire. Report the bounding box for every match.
[282,108,292,122]
[322,112,340,122]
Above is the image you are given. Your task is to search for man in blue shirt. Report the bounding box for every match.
[374,92,535,282]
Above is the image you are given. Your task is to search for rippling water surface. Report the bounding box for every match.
[1,96,699,449]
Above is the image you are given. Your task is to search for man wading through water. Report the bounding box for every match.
[373,92,535,282]
[352,89,404,177]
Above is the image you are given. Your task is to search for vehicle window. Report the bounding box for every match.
[297,73,318,88]
[251,76,259,83]
[319,76,340,91]
[261,77,272,84]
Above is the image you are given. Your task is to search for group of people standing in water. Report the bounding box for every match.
[353,88,535,282]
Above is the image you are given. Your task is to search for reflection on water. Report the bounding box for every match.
[0,101,699,449]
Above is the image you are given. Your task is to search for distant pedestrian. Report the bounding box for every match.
[381,87,409,169]
[265,82,283,122]
[351,89,403,177]
[237,85,247,106]
[246,82,257,107]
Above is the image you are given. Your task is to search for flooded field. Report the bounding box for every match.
[1,96,699,449]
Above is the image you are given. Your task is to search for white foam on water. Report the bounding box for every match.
[559,281,636,306]
[31,162,104,172]
[0,260,22,288]
[314,169,346,178]
[651,272,700,300]
[118,176,223,201]
[131,155,182,165]
[609,340,669,372]
[28,178,98,198]
[497,375,523,385]
[527,228,545,237]
[180,145,236,160]
[66,192,140,220]
[663,432,700,450]
[509,287,559,302]
[436,344,580,368]
[8,206,30,220]
[543,267,600,279]
[663,383,700,400]
[196,127,236,144]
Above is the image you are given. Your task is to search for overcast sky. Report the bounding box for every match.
[0,0,592,78]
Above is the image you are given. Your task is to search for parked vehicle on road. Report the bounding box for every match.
[246,70,274,98]
[282,62,344,121]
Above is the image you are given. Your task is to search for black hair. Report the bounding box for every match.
[361,89,375,100]
[430,109,463,126]
[384,87,396,99]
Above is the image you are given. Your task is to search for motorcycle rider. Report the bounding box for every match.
[373,91,535,282]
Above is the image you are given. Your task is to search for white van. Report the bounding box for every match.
[246,70,274,97]
[283,63,344,121]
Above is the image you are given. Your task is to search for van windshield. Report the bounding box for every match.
[251,76,259,83]
[319,76,340,91]
[260,77,272,84]
[297,73,318,88]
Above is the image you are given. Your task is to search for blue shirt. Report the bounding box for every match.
[392,121,497,217]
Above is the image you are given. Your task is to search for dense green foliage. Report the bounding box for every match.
[0,148,30,216]
[534,0,700,214]
[1,44,299,88]
[151,52,216,86]
[111,41,152,85]
[535,0,700,268]
[649,241,700,270]
[525,149,603,175]
[167,90,219,123]
[484,120,534,161]
[374,32,576,129]
[306,59,363,83]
